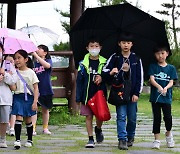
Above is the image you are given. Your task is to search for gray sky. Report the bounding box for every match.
[2,0,180,43]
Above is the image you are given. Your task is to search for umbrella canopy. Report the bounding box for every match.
[19,25,59,51]
[70,3,171,79]
[0,28,37,54]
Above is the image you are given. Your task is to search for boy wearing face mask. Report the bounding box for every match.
[76,37,107,148]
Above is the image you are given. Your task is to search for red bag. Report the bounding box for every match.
[88,90,111,121]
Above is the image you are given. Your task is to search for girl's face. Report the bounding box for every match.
[14,53,28,69]
[6,56,14,66]
[37,48,47,58]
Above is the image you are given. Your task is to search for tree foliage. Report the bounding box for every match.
[156,0,180,51]
[97,0,128,6]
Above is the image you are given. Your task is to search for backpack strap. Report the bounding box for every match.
[16,70,34,101]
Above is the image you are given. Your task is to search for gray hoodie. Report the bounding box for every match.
[0,61,17,106]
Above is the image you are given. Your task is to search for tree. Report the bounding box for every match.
[97,0,128,6]
[156,0,180,50]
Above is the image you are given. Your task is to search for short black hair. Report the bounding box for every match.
[118,32,134,42]
[86,36,102,47]
[153,46,169,53]
[38,44,51,59]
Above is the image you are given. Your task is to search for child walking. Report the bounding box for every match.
[31,44,54,135]
[148,46,178,149]
[11,50,39,149]
[0,44,17,148]
[102,32,143,150]
[4,54,16,136]
[76,37,107,148]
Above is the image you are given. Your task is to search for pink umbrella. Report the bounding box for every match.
[0,28,38,54]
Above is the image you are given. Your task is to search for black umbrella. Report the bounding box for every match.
[70,3,171,79]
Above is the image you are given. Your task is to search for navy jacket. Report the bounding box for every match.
[76,53,107,104]
[102,52,144,97]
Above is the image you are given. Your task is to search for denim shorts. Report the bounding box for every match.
[11,94,36,117]
[80,104,93,116]
[0,105,10,123]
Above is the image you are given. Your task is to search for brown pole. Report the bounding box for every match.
[7,2,17,29]
[70,0,84,28]
[69,0,85,114]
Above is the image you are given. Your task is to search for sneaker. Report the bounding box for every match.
[9,128,15,136]
[43,129,51,135]
[25,140,33,147]
[95,126,104,143]
[85,140,95,148]
[33,131,37,136]
[127,137,134,147]
[118,140,128,150]
[152,140,160,149]
[166,133,175,148]
[14,140,21,149]
[0,140,7,148]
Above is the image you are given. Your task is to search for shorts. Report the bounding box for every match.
[11,94,36,117]
[38,95,53,109]
[80,104,93,116]
[0,105,10,123]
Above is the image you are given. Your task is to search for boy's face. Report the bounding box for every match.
[155,50,169,63]
[86,42,101,50]
[86,42,102,57]
[118,41,133,52]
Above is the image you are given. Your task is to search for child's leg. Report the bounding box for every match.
[162,104,172,135]
[162,104,174,148]
[151,102,162,140]
[15,116,23,141]
[86,115,93,138]
[96,118,103,129]
[9,114,16,129]
[25,117,33,142]
[151,102,162,149]
[42,106,50,133]
[31,114,37,134]
[95,118,104,143]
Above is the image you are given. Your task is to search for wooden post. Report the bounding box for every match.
[70,0,84,28]
[7,2,17,29]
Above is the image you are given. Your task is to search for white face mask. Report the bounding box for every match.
[89,48,100,57]
[0,52,2,59]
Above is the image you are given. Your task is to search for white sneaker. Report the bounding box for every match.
[43,129,51,135]
[0,140,7,148]
[9,128,15,136]
[25,141,33,147]
[14,140,21,149]
[152,140,160,149]
[166,133,175,148]
[33,131,37,136]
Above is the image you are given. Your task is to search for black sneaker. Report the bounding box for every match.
[127,137,134,147]
[85,140,95,148]
[95,126,104,143]
[118,140,128,150]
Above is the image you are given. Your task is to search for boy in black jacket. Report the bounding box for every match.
[102,32,143,150]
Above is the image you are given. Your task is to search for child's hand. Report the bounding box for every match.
[122,63,130,72]
[110,68,118,76]
[157,86,163,93]
[0,74,3,81]
[162,87,167,96]
[32,102,38,111]
[94,75,102,85]
[0,68,5,76]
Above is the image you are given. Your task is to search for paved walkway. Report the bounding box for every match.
[0,112,180,154]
